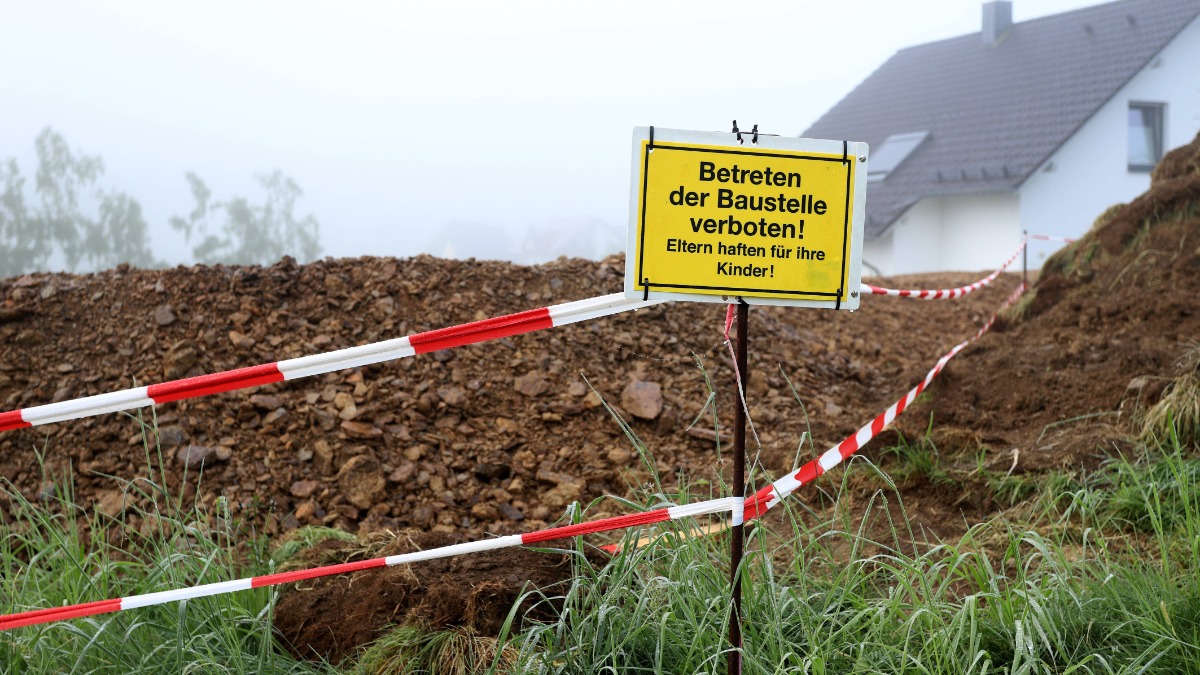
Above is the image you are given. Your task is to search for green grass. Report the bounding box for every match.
[2,406,1199,673]
[0,412,330,674]
[502,429,1200,674]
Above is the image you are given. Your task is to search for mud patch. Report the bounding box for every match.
[273,530,599,665]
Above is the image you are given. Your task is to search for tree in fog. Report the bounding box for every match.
[0,128,157,277]
[170,170,322,266]
[0,129,324,279]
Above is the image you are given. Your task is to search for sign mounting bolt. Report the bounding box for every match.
[858,155,867,162]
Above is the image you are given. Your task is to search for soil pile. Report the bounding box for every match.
[0,256,1014,540]
[900,131,1200,469]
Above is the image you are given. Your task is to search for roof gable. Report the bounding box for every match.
[803,0,1200,237]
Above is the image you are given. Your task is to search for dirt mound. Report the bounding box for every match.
[273,530,595,664]
[0,253,1014,540]
[902,132,1200,469]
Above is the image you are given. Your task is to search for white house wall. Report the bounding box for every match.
[939,193,1022,271]
[867,193,1020,276]
[1020,14,1200,268]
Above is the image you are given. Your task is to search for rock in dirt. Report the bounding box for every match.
[250,394,283,410]
[176,444,217,470]
[154,305,176,326]
[290,480,320,498]
[163,341,198,379]
[337,455,385,509]
[621,380,663,420]
[341,420,382,439]
[514,371,549,397]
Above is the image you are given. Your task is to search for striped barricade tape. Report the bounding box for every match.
[744,282,1026,519]
[861,237,1025,299]
[1029,233,1077,244]
[0,293,664,433]
[0,282,1027,631]
[0,498,737,630]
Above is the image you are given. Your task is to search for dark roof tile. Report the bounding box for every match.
[804,0,1200,237]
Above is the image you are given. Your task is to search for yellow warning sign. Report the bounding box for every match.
[624,127,867,309]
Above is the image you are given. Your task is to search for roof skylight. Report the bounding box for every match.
[868,131,930,182]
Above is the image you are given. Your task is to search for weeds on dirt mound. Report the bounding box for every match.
[0,415,326,674]
[1141,345,1200,452]
[351,624,518,675]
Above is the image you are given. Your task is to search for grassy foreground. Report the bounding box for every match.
[1,412,1198,673]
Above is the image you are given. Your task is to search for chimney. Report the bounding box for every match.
[982,1,1013,44]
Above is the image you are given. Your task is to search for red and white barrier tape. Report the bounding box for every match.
[0,497,736,630]
[861,237,1025,299]
[0,293,664,434]
[743,282,1026,519]
[0,282,1028,631]
[1029,233,1077,244]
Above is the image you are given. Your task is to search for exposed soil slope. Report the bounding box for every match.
[897,132,1200,470]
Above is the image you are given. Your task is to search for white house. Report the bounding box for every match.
[804,0,1200,275]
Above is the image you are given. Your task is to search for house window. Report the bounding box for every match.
[1128,103,1164,172]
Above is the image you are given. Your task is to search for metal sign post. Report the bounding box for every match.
[728,300,749,675]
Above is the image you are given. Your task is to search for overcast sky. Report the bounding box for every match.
[1,0,1104,267]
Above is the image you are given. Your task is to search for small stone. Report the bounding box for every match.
[412,505,436,528]
[313,440,334,474]
[176,444,216,470]
[337,455,386,510]
[262,408,287,426]
[295,499,317,522]
[95,490,126,517]
[621,380,663,420]
[229,331,255,349]
[567,381,588,397]
[403,445,427,462]
[290,480,320,498]
[40,284,56,300]
[36,482,56,502]
[333,392,355,410]
[157,425,188,449]
[214,446,233,462]
[341,420,382,439]
[388,462,416,483]
[298,447,314,462]
[471,503,500,520]
[437,386,467,406]
[154,305,177,326]
[607,446,634,464]
[514,372,549,397]
[250,394,283,410]
[164,342,198,379]
[498,502,525,521]
[337,401,359,421]
[686,427,730,444]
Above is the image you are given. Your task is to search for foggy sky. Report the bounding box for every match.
[1,0,1102,268]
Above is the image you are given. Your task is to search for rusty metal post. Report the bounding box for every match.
[728,300,749,675]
